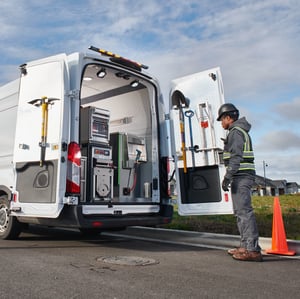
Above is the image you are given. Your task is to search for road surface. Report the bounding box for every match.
[0,226,299,299]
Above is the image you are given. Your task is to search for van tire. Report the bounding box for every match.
[0,196,22,239]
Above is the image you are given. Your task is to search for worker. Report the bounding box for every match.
[217,103,262,262]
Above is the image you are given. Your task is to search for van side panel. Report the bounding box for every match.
[0,79,20,190]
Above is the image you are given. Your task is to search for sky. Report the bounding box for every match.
[0,0,299,184]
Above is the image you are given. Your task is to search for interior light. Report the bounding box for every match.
[97,68,107,78]
[130,80,139,88]
[83,77,93,81]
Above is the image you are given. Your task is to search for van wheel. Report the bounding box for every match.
[0,196,22,240]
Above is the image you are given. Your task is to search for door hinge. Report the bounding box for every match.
[66,89,80,99]
[10,207,22,212]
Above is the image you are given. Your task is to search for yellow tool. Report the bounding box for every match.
[171,90,190,173]
[29,97,59,166]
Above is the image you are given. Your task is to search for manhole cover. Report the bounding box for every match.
[97,256,159,266]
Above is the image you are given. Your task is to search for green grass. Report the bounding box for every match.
[161,194,300,240]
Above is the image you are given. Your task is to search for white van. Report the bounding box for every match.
[0,46,233,239]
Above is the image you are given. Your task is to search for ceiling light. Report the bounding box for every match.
[130,80,139,88]
[83,77,93,81]
[97,68,107,78]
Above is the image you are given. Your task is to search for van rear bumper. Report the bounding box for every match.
[75,204,173,230]
[16,204,173,231]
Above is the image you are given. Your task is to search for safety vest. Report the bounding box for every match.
[223,126,255,172]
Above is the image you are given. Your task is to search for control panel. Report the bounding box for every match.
[80,106,113,202]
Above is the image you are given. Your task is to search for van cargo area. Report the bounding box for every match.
[79,63,160,205]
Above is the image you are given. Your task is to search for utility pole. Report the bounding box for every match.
[263,160,268,195]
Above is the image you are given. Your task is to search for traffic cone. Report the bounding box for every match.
[266,197,296,256]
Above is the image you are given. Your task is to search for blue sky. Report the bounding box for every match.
[1,0,299,183]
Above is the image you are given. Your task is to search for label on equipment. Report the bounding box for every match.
[93,147,112,160]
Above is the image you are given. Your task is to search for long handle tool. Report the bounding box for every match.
[185,110,196,169]
[29,97,59,166]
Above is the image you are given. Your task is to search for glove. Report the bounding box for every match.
[222,177,231,192]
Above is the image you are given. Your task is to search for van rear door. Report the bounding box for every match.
[12,54,70,217]
[169,67,233,216]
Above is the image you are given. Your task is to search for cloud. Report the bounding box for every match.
[273,97,300,121]
[256,152,300,182]
[256,130,300,152]
[0,0,299,183]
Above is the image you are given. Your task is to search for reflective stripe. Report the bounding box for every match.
[239,163,256,170]
[243,151,254,158]
[223,152,231,159]
[67,162,80,187]
[223,151,254,160]
[223,126,255,171]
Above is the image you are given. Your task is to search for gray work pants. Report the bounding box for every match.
[231,175,261,252]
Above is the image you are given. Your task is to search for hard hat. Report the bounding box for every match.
[217,103,239,121]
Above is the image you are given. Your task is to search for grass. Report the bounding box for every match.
[161,194,300,240]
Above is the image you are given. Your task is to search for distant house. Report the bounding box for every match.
[286,182,300,194]
[272,180,287,195]
[252,175,277,196]
[252,176,299,196]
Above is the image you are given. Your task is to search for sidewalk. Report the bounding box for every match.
[107,226,300,257]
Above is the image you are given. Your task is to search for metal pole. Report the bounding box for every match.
[179,107,187,173]
[184,110,195,170]
[263,160,268,195]
[29,97,59,167]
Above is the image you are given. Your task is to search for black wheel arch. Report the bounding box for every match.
[0,185,12,199]
[0,190,22,240]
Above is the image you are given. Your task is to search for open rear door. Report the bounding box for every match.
[169,67,233,216]
[12,54,70,217]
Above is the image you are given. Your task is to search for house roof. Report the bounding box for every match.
[254,175,277,188]
[253,175,299,189]
[287,182,300,188]
[272,180,287,188]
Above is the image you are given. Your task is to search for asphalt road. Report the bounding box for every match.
[0,226,299,299]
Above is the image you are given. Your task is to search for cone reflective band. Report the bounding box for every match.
[66,142,81,194]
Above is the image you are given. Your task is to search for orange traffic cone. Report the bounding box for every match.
[266,197,296,256]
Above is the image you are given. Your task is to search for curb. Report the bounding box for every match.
[110,226,300,256]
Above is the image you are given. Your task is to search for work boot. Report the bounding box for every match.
[232,250,263,262]
[227,247,246,256]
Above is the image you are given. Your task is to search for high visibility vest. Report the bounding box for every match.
[223,126,255,172]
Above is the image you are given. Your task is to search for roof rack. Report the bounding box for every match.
[88,46,149,72]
